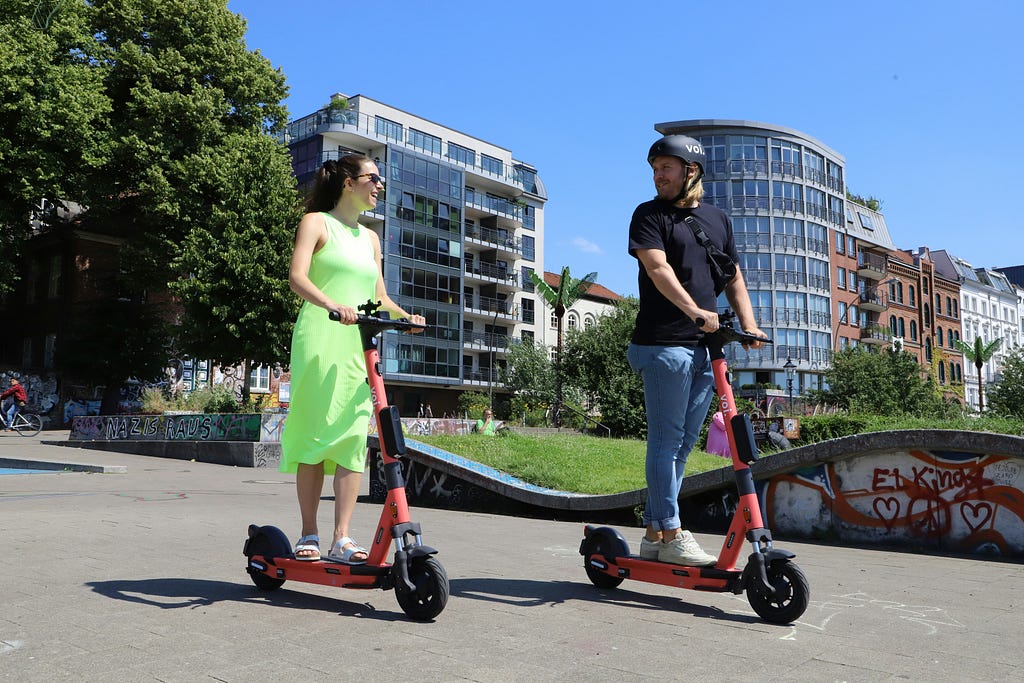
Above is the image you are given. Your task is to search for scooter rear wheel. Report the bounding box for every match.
[245,526,290,591]
[395,556,449,621]
[581,531,626,589]
[746,560,809,624]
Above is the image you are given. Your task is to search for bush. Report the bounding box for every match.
[795,414,870,442]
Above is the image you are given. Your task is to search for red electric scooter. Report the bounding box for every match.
[580,310,809,624]
[244,301,449,621]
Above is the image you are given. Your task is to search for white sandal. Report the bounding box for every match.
[293,534,320,561]
[327,536,368,564]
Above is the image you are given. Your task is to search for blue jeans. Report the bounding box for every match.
[628,344,715,531]
[4,401,17,427]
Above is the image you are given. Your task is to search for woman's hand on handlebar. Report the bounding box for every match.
[330,305,359,324]
[406,313,427,333]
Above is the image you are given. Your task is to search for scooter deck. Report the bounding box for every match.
[590,553,744,592]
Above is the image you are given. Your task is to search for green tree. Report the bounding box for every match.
[812,346,948,417]
[562,298,646,437]
[953,336,1002,412]
[500,337,555,407]
[986,345,1024,419]
[168,132,302,400]
[0,0,110,292]
[529,266,596,425]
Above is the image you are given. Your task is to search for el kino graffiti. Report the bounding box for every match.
[767,450,1024,557]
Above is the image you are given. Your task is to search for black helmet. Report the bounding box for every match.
[647,135,707,176]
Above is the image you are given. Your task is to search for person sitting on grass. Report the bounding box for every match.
[473,408,496,435]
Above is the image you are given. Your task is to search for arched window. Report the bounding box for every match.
[910,320,918,341]
[909,285,916,307]
[566,312,579,331]
[938,361,946,384]
[937,327,944,346]
[898,318,906,337]
[890,315,898,335]
[925,338,932,362]
[584,314,597,329]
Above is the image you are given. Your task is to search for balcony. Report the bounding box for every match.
[462,365,501,386]
[465,295,518,321]
[860,327,890,345]
[464,260,519,287]
[859,290,888,313]
[465,222,522,257]
[857,252,888,280]
[463,330,509,351]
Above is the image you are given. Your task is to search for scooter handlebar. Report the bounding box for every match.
[328,309,434,332]
[696,311,773,347]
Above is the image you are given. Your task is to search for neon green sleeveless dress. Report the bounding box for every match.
[280,213,379,474]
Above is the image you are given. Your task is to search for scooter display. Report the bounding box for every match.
[244,301,449,621]
[579,311,809,624]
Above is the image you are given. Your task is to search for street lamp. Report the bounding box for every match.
[783,357,796,413]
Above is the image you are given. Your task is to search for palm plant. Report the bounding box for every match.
[953,336,1002,412]
[529,266,597,426]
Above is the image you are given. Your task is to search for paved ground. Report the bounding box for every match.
[2,430,1023,682]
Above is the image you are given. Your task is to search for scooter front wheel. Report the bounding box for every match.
[395,556,449,621]
[746,560,809,624]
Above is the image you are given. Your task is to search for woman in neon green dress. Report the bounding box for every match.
[283,154,425,563]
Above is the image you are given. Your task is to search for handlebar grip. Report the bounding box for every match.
[695,317,705,327]
[329,310,341,322]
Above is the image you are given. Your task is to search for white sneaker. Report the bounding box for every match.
[658,531,717,566]
[639,536,661,560]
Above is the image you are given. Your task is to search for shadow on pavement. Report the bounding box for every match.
[448,577,762,625]
[85,578,408,621]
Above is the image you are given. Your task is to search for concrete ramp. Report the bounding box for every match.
[373,430,1024,558]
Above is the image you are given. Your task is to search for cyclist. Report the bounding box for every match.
[2,378,28,430]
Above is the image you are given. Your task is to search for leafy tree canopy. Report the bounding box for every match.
[811,346,952,417]
[500,337,555,407]
[168,131,301,369]
[562,297,646,437]
[986,345,1024,419]
[0,0,110,290]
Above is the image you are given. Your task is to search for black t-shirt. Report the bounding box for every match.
[628,200,738,345]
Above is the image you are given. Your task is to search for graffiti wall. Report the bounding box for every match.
[766,449,1024,557]
[71,414,264,442]
[0,371,60,417]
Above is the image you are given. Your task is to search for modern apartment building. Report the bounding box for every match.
[653,119,898,394]
[285,94,547,416]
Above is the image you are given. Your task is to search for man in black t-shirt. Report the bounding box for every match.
[627,135,766,566]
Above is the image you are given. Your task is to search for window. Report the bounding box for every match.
[857,212,875,230]
[836,267,846,289]
[909,285,916,307]
[249,364,271,392]
[567,312,579,330]
[481,154,503,176]
[910,320,918,341]
[408,128,441,155]
[48,254,61,298]
[447,142,475,166]
[375,116,402,142]
[550,311,558,329]
[835,230,845,254]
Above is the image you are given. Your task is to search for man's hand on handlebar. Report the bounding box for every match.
[690,308,720,333]
[741,326,769,350]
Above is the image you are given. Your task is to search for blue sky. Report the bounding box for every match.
[227,0,1022,297]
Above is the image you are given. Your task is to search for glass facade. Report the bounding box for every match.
[382,147,465,383]
[672,124,850,390]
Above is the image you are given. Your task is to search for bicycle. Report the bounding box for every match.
[1,405,43,436]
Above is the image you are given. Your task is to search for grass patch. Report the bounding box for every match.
[413,432,729,495]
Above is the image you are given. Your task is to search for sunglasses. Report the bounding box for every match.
[355,172,385,185]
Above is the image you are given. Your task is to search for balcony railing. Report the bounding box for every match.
[463,331,509,349]
[465,260,518,285]
[464,222,522,255]
[462,366,501,383]
[285,106,527,190]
